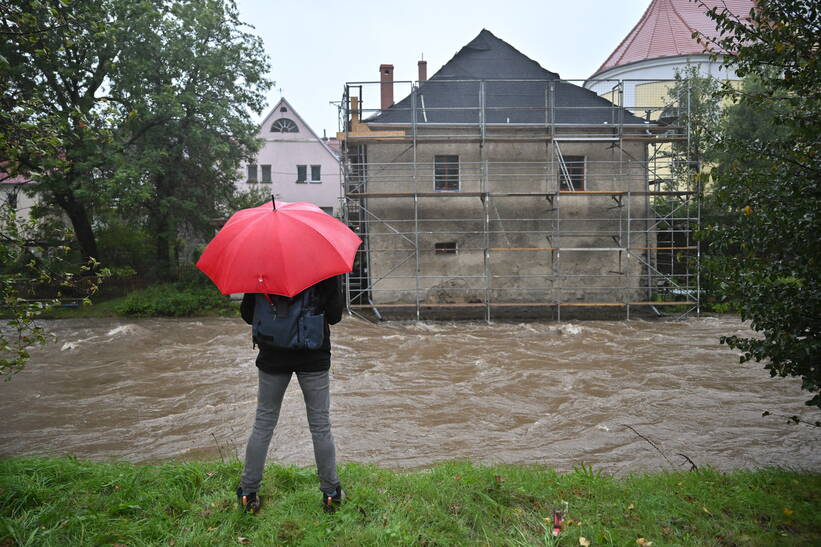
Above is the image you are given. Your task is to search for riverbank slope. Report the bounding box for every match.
[1,457,818,545]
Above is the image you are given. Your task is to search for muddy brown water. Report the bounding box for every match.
[1,315,818,473]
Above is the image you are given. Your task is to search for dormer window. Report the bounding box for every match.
[271,118,298,133]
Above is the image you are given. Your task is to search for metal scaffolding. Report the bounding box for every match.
[338,79,700,321]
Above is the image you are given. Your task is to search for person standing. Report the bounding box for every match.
[236,275,345,514]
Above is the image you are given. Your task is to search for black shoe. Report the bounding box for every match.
[236,486,261,514]
[322,485,345,513]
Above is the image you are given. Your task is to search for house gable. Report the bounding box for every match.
[257,98,339,162]
[370,29,648,127]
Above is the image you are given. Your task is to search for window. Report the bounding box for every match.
[247,164,258,183]
[280,106,288,112]
[435,242,458,255]
[260,165,271,183]
[434,155,459,191]
[296,164,307,183]
[271,118,298,133]
[310,165,321,183]
[558,155,585,191]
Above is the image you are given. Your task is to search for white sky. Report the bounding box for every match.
[235,0,651,137]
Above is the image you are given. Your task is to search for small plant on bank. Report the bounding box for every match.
[115,282,235,317]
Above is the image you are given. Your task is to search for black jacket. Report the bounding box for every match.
[241,276,344,373]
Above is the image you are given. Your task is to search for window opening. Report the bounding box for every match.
[434,155,459,191]
[296,165,307,183]
[558,155,586,191]
[310,165,321,182]
[260,165,271,183]
[247,164,258,183]
[271,118,298,133]
[435,242,458,255]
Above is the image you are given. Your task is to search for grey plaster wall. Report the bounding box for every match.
[356,127,656,305]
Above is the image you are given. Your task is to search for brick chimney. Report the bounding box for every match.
[380,64,394,110]
[418,60,427,82]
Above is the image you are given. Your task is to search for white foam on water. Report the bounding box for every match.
[107,324,136,337]
[546,323,583,336]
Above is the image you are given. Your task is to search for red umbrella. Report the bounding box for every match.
[196,200,361,297]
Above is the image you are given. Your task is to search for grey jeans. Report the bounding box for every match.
[240,368,339,495]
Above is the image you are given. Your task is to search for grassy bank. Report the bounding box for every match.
[1,458,818,546]
[39,283,238,319]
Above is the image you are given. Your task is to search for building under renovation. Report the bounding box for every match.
[339,29,700,321]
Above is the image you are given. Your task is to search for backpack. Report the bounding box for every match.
[252,287,325,350]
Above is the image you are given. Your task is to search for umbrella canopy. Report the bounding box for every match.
[196,200,361,297]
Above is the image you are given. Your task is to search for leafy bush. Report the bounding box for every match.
[115,283,235,317]
[96,219,154,271]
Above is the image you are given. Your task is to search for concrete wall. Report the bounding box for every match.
[358,127,654,305]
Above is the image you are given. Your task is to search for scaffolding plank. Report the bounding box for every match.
[489,192,555,198]
[347,192,485,198]
[558,302,625,307]
[560,191,624,195]
[349,301,695,310]
[631,246,697,251]
[558,247,625,251]
[488,247,557,252]
[629,301,696,306]
[346,191,693,198]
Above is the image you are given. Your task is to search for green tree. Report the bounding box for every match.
[0,0,157,262]
[1,0,271,272]
[697,0,821,407]
[665,65,722,182]
[114,0,271,276]
[0,202,104,377]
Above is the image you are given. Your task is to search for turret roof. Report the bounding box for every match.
[592,0,754,77]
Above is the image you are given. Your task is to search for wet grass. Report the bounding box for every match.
[1,457,819,546]
[38,288,240,319]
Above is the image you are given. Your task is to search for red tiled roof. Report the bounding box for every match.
[593,0,755,76]
[323,137,341,156]
[0,172,33,185]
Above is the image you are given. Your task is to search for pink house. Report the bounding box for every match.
[1,171,37,221]
[239,97,342,216]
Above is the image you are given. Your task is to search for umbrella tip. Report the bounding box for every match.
[271,195,276,211]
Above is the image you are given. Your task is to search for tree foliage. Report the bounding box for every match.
[0,203,105,378]
[0,0,271,271]
[666,65,722,180]
[697,0,821,407]
[1,0,146,261]
[0,0,270,374]
[112,0,271,274]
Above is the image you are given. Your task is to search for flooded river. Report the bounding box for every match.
[1,315,818,473]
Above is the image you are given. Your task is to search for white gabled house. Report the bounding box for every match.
[239,97,342,216]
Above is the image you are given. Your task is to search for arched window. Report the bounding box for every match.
[271,118,298,133]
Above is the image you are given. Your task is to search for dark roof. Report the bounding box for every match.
[370,30,648,126]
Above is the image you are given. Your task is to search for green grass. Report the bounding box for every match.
[1,458,819,546]
[38,297,128,319]
[38,285,240,319]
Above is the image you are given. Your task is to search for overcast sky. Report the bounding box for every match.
[235,0,651,137]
